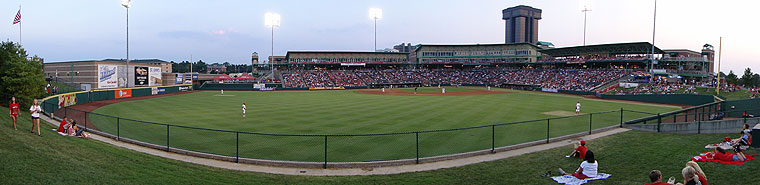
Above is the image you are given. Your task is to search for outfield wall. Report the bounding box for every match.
[41,84,193,114]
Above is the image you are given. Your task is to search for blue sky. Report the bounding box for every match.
[1,0,758,73]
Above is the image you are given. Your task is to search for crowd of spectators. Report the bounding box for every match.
[281,68,627,91]
[282,70,365,88]
[613,79,710,95]
[538,56,648,63]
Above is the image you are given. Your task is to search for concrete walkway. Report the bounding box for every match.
[41,115,629,176]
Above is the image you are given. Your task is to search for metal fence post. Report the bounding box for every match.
[657,113,662,132]
[674,113,677,123]
[415,132,420,164]
[166,125,170,152]
[697,119,701,134]
[116,117,120,140]
[546,119,550,143]
[323,136,328,169]
[83,112,88,131]
[236,132,239,163]
[588,113,593,135]
[620,108,624,128]
[491,125,495,153]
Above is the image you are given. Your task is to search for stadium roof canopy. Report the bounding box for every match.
[414,42,541,52]
[539,42,665,57]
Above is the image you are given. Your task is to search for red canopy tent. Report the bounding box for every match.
[213,74,234,83]
[236,74,256,80]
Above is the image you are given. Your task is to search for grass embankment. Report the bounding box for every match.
[1,109,757,184]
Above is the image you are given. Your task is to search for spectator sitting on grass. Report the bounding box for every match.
[565,140,587,159]
[675,166,700,185]
[57,116,70,133]
[646,170,671,185]
[558,150,597,179]
[66,121,89,138]
[685,161,707,185]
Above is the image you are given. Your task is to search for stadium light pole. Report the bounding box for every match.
[121,0,131,88]
[650,0,657,83]
[579,0,592,46]
[369,8,382,51]
[265,13,280,73]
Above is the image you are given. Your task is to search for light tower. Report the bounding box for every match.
[265,13,280,73]
[369,8,383,51]
[121,0,131,87]
[580,0,593,46]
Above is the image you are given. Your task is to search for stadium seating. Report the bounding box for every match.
[281,69,627,91]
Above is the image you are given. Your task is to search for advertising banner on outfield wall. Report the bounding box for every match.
[135,66,149,86]
[97,65,118,89]
[115,89,132,99]
[151,87,166,95]
[149,67,162,86]
[58,94,77,108]
[176,74,183,84]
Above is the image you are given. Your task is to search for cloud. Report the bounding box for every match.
[158,30,212,40]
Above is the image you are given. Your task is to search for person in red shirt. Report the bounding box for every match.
[57,116,69,133]
[646,170,671,185]
[9,97,20,130]
[566,140,588,159]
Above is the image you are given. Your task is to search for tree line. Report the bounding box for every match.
[721,68,760,87]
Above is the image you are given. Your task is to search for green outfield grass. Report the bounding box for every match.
[2,112,757,184]
[398,86,480,93]
[87,88,680,162]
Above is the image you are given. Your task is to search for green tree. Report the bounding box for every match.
[0,41,46,106]
[193,60,207,73]
[753,73,760,87]
[740,68,755,87]
[725,71,739,85]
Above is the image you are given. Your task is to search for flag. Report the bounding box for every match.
[13,9,21,25]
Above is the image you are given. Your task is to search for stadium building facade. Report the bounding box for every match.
[414,43,543,65]
[284,51,410,68]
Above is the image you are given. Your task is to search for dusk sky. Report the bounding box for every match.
[1,0,757,73]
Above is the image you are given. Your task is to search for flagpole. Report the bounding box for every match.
[19,4,21,44]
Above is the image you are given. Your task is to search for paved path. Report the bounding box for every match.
[41,115,629,176]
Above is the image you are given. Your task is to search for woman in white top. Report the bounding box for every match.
[29,99,42,136]
[559,150,598,179]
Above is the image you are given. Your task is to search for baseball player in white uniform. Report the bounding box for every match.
[575,101,581,115]
[242,103,247,118]
[442,88,446,94]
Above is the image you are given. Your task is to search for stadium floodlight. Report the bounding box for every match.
[121,0,131,87]
[121,0,131,8]
[579,0,592,46]
[650,0,657,83]
[369,8,382,51]
[265,13,280,73]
